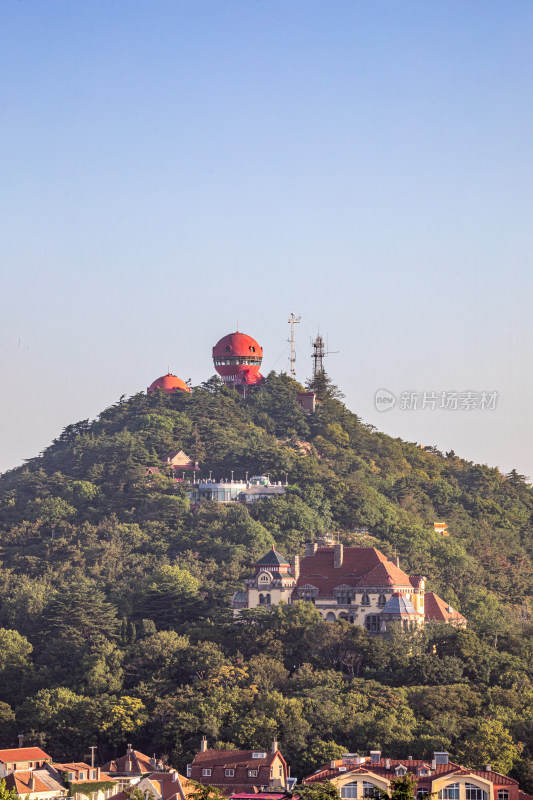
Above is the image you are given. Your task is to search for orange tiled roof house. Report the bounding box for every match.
[231,541,466,632]
[188,737,289,796]
[304,750,518,800]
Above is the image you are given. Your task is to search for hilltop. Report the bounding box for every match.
[0,372,531,785]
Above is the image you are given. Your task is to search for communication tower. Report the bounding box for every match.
[311,332,338,381]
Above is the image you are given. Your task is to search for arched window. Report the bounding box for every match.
[378,593,387,606]
[361,593,370,605]
[363,783,381,798]
[439,785,459,800]
[326,612,336,622]
[259,593,265,604]
[266,593,271,604]
[466,785,487,800]
[341,784,358,799]
[498,792,509,800]
[417,791,429,799]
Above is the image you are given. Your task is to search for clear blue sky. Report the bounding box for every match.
[1,1,532,477]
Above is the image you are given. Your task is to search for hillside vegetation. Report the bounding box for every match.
[0,373,531,786]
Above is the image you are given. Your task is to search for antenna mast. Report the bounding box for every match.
[311,331,338,381]
[288,312,301,379]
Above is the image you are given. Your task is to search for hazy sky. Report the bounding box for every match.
[1,1,532,478]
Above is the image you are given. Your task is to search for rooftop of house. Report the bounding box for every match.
[53,762,115,783]
[192,749,280,769]
[424,591,467,623]
[102,748,163,775]
[295,546,416,594]
[381,593,418,616]
[5,769,66,796]
[141,771,196,800]
[0,748,51,764]
[305,755,518,787]
[255,549,290,567]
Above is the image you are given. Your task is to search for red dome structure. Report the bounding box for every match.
[147,372,191,394]
[212,331,264,394]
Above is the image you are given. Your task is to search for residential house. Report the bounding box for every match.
[188,738,289,796]
[53,762,117,800]
[102,745,166,791]
[0,749,52,779]
[304,750,518,800]
[4,767,67,800]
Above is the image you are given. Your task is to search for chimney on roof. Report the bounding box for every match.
[370,751,381,765]
[385,759,391,770]
[29,775,35,791]
[330,761,336,769]
[305,542,318,557]
[290,555,300,582]
[150,757,157,768]
[127,744,133,754]
[485,765,491,773]
[18,734,24,748]
[334,543,343,568]
[272,738,278,754]
[125,759,132,773]
[392,556,400,568]
[200,736,208,753]
[172,772,178,783]
[431,760,436,771]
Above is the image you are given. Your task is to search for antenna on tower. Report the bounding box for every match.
[311,331,338,381]
[287,313,301,379]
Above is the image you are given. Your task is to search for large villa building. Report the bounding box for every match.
[232,541,466,631]
[304,750,519,800]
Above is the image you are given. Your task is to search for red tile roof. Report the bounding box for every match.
[102,749,161,775]
[53,763,115,784]
[305,758,518,787]
[294,547,416,597]
[4,770,66,796]
[424,592,467,623]
[0,749,51,764]
[191,750,286,795]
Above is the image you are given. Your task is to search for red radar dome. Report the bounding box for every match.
[212,331,264,393]
[147,372,191,394]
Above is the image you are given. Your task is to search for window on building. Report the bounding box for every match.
[202,769,212,777]
[498,792,509,800]
[438,784,460,799]
[363,783,381,798]
[187,767,192,777]
[91,771,97,780]
[68,774,75,782]
[365,614,381,632]
[225,769,235,777]
[326,612,336,622]
[465,785,487,800]
[266,593,271,604]
[378,594,387,606]
[248,770,258,778]
[361,593,370,605]
[79,772,86,780]
[341,784,358,799]
[279,767,282,777]
[417,791,429,798]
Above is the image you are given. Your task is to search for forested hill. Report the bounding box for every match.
[0,372,532,786]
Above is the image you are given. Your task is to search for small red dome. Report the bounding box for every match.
[147,372,191,394]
